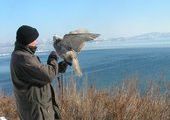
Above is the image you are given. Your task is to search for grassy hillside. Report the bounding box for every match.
[0,79,170,120]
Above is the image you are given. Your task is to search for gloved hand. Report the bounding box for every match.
[47,51,58,64]
[58,61,68,73]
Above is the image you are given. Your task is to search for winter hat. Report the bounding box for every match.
[16,25,39,45]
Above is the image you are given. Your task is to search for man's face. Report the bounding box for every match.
[28,40,38,47]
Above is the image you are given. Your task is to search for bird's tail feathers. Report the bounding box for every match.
[66,51,82,77]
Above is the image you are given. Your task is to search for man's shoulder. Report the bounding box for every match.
[11,50,35,64]
[12,49,31,56]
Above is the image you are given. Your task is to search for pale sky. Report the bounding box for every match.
[1,0,170,43]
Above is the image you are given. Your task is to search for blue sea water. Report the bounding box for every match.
[0,48,170,94]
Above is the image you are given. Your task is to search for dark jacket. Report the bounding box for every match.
[10,43,61,120]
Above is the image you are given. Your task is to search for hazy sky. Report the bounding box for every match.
[1,0,170,43]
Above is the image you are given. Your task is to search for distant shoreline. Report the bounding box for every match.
[1,46,170,58]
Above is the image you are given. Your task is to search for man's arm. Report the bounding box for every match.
[16,51,58,87]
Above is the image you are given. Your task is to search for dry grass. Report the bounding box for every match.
[0,79,170,120]
[59,79,170,120]
[0,95,18,120]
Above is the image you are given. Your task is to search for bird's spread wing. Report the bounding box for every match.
[61,33,100,52]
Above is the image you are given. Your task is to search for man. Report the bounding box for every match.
[10,25,67,120]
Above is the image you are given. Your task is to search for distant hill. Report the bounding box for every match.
[108,32,170,41]
[1,32,170,55]
[85,32,170,49]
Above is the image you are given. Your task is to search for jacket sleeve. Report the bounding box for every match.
[16,54,58,87]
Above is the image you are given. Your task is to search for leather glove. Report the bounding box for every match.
[58,61,68,73]
[47,51,58,64]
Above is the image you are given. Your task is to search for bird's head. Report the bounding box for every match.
[53,35,62,44]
